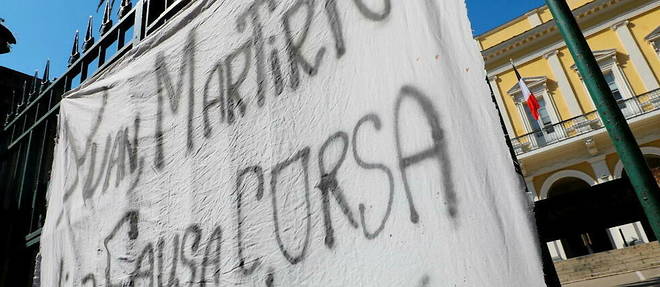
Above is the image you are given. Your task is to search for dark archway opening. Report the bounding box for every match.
[546,177,615,258]
[547,177,591,198]
[535,172,659,260]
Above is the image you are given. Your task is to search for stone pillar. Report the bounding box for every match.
[589,156,612,183]
[612,20,660,91]
[544,49,583,117]
[525,176,539,201]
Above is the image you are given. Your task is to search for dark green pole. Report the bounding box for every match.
[544,0,660,239]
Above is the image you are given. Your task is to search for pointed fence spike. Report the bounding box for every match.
[71,31,79,55]
[29,70,39,102]
[68,30,80,67]
[32,70,39,89]
[17,80,27,112]
[9,89,15,114]
[21,80,27,102]
[4,89,16,126]
[119,0,132,18]
[100,0,113,35]
[7,89,16,115]
[85,16,93,40]
[42,60,50,81]
[41,59,51,92]
[96,0,106,12]
[83,16,95,51]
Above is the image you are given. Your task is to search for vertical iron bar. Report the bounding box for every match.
[10,123,16,145]
[133,0,146,41]
[4,89,15,127]
[28,99,47,233]
[99,46,107,67]
[81,61,89,82]
[8,144,22,201]
[64,74,72,92]
[118,27,126,49]
[29,123,48,233]
[20,114,27,142]
[545,0,660,240]
[486,77,561,286]
[16,132,33,209]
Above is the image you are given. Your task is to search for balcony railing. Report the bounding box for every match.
[512,88,660,155]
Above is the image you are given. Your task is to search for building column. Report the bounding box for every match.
[525,176,539,201]
[612,20,660,91]
[544,50,583,117]
[488,75,515,136]
[589,156,612,183]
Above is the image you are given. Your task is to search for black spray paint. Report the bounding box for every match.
[235,166,265,275]
[270,147,312,264]
[52,0,467,284]
[104,210,139,287]
[154,31,196,169]
[317,132,358,248]
[394,85,457,222]
[353,114,394,239]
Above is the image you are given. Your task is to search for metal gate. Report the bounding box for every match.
[0,1,191,285]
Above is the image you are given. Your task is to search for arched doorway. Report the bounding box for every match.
[610,152,660,248]
[614,147,660,181]
[539,170,595,200]
[541,171,615,259]
[545,176,593,261]
[620,154,660,185]
[547,177,592,198]
[638,154,660,184]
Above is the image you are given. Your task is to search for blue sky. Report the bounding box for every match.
[0,0,545,78]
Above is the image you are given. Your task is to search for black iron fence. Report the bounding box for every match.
[0,1,190,285]
[511,88,660,155]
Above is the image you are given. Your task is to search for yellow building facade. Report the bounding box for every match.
[477,0,660,263]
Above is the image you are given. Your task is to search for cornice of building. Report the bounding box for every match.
[484,0,659,77]
[474,7,541,40]
[482,0,655,61]
[481,0,628,61]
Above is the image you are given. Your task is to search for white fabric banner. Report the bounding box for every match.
[41,0,545,286]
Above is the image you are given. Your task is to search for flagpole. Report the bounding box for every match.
[545,0,660,240]
[485,77,561,287]
[537,118,547,145]
[510,59,546,147]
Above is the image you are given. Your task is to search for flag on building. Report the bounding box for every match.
[511,60,541,120]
